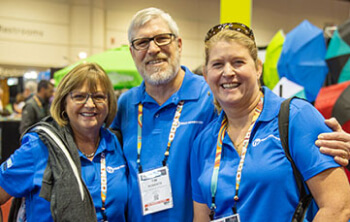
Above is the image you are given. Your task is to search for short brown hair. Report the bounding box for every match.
[50,63,117,127]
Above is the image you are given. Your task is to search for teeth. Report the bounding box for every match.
[222,83,239,89]
[148,59,163,64]
[81,113,96,117]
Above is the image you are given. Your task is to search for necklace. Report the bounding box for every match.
[80,137,100,158]
[227,128,243,146]
[226,127,245,155]
[82,151,96,158]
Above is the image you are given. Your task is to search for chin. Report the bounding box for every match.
[219,96,240,105]
[81,120,100,128]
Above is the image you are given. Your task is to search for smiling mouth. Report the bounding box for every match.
[81,112,97,117]
[222,83,240,89]
[146,58,166,65]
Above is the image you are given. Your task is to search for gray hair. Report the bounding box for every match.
[25,81,38,93]
[128,7,180,43]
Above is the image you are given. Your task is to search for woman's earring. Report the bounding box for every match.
[61,110,67,119]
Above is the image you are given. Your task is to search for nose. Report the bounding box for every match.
[222,63,235,77]
[84,95,96,107]
[147,40,161,54]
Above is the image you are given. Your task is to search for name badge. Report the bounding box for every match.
[211,214,241,222]
[138,166,173,215]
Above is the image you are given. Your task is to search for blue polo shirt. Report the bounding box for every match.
[0,127,128,222]
[111,66,216,222]
[191,87,340,222]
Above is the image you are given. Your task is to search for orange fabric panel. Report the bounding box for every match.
[1,197,12,222]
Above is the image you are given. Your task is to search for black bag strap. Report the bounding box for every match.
[278,97,313,222]
[7,197,22,222]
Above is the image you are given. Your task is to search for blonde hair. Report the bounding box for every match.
[50,63,117,127]
[204,29,260,113]
[204,29,258,67]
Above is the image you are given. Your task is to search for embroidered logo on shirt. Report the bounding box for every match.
[179,121,204,126]
[252,135,280,147]
[106,165,125,173]
[1,158,13,173]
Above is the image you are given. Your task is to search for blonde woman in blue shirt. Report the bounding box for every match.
[191,23,350,222]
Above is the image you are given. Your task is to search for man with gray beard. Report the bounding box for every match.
[110,7,350,222]
[110,7,216,222]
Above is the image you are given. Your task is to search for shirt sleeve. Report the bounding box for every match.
[0,133,47,197]
[190,133,207,204]
[289,99,340,181]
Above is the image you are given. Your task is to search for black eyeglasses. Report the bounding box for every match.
[204,22,255,42]
[70,92,108,104]
[131,33,177,51]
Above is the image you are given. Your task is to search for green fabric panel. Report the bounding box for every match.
[263,30,285,89]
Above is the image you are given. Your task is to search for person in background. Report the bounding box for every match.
[191,23,350,221]
[111,7,350,222]
[19,79,54,134]
[6,93,25,117]
[13,93,25,114]
[192,64,204,76]
[0,63,128,222]
[23,81,37,101]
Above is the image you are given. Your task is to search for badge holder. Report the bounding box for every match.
[211,214,241,222]
[138,166,173,215]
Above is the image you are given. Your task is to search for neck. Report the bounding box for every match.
[73,129,100,155]
[224,91,262,155]
[224,90,261,123]
[145,69,185,106]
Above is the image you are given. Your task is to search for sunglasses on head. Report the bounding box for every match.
[204,22,255,42]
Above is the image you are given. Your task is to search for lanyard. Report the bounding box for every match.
[33,95,43,108]
[137,101,184,173]
[100,152,108,222]
[209,95,263,219]
[33,95,45,112]
[33,95,46,115]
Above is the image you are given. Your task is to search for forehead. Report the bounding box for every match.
[209,40,249,58]
[72,80,104,92]
[133,17,171,38]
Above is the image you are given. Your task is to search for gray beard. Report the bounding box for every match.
[139,52,181,86]
[143,66,178,85]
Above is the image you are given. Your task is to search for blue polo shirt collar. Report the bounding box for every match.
[216,87,282,144]
[259,87,283,122]
[130,66,203,106]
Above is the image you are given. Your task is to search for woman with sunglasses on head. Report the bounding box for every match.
[191,23,350,222]
[0,63,127,222]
